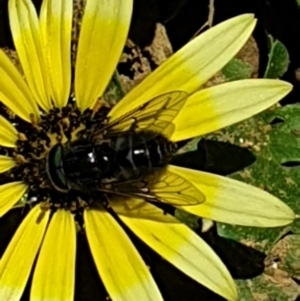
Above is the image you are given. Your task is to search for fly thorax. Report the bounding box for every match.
[61,141,112,189]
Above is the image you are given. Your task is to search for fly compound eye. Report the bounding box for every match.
[50,142,114,191]
[46,143,69,193]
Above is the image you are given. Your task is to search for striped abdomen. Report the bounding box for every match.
[111,132,177,179]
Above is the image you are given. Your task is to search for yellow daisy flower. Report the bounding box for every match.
[0,0,295,301]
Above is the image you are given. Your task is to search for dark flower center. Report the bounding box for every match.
[0,99,110,215]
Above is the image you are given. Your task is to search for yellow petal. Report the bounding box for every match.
[111,197,181,223]
[84,208,163,301]
[31,210,76,301]
[0,182,27,217]
[0,50,39,122]
[9,0,51,112]
[0,116,18,147]
[0,156,16,173]
[40,0,72,108]
[114,200,237,301]
[0,205,49,301]
[172,79,293,141]
[109,14,256,121]
[75,0,133,111]
[167,165,295,227]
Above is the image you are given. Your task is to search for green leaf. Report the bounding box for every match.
[264,36,290,78]
[174,209,199,229]
[207,105,300,251]
[222,58,253,81]
[265,105,300,165]
[268,234,300,278]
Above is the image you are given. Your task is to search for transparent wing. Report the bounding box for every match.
[94,91,188,139]
[145,169,205,206]
[98,168,205,206]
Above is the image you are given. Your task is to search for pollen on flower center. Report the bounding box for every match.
[0,101,110,213]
